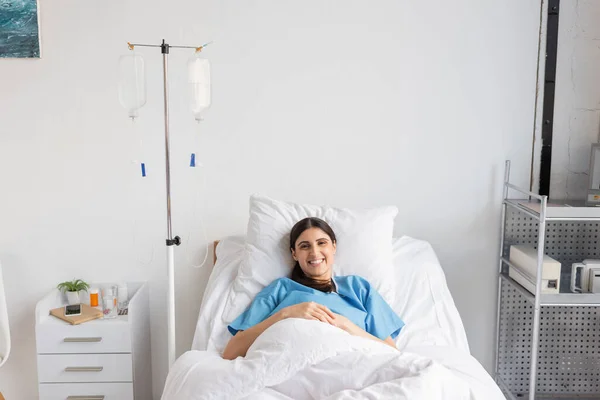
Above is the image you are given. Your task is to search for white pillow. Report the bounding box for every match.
[222,194,398,322]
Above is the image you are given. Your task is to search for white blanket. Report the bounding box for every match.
[163,319,504,400]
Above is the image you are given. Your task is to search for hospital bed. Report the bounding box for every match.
[162,235,505,399]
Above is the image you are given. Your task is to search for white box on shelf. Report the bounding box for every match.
[509,245,561,294]
[508,266,558,295]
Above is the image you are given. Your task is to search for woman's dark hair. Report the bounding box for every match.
[289,217,337,293]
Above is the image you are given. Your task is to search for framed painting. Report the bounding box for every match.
[0,0,41,58]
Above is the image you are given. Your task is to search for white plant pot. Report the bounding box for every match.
[66,291,80,305]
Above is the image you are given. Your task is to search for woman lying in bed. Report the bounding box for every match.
[223,217,404,360]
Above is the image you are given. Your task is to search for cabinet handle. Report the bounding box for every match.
[63,337,103,343]
[67,397,105,400]
[64,366,104,372]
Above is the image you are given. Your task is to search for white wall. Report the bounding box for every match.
[0,1,541,398]
[550,0,600,199]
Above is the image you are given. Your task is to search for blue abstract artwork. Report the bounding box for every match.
[0,0,40,58]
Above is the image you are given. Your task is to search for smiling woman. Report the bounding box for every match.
[221,217,404,360]
[290,218,337,292]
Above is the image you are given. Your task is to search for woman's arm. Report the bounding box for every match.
[223,302,335,360]
[222,312,284,360]
[331,313,397,350]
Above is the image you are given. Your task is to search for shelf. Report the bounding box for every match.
[35,282,143,325]
[533,396,600,399]
[498,167,600,399]
[500,273,600,306]
[497,375,600,400]
[505,199,600,221]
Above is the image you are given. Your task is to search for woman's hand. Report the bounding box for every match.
[329,313,356,332]
[279,301,335,324]
[330,312,397,350]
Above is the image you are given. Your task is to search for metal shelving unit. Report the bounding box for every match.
[495,161,600,400]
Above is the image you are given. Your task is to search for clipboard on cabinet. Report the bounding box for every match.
[49,304,103,325]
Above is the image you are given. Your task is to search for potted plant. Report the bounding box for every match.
[57,279,90,305]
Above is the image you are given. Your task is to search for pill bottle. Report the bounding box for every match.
[89,288,99,307]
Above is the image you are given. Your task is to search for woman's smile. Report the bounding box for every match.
[292,227,336,280]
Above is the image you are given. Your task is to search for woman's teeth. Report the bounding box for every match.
[309,259,324,265]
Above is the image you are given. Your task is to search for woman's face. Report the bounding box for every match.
[291,227,336,281]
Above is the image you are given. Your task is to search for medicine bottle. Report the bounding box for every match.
[89,288,99,307]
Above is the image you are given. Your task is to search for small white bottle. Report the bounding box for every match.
[117,284,129,314]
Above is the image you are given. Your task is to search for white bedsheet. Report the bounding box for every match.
[165,319,503,399]
[175,235,502,400]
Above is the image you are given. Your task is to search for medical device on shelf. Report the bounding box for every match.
[508,245,561,295]
[571,259,600,294]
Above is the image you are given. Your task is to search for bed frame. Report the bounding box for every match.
[213,240,220,264]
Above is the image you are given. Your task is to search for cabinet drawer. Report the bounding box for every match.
[36,320,131,354]
[39,382,134,400]
[38,354,133,383]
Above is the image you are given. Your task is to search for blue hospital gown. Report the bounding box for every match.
[228,275,405,340]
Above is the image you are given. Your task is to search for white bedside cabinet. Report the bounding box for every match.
[35,282,152,400]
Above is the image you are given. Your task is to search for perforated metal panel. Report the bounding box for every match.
[498,207,600,396]
[498,280,600,395]
[498,280,533,393]
[503,208,600,290]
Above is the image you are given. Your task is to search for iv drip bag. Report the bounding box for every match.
[118,52,147,120]
[188,52,211,122]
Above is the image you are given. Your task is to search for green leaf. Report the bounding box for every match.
[56,278,90,293]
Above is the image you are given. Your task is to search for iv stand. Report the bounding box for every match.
[127,39,205,368]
